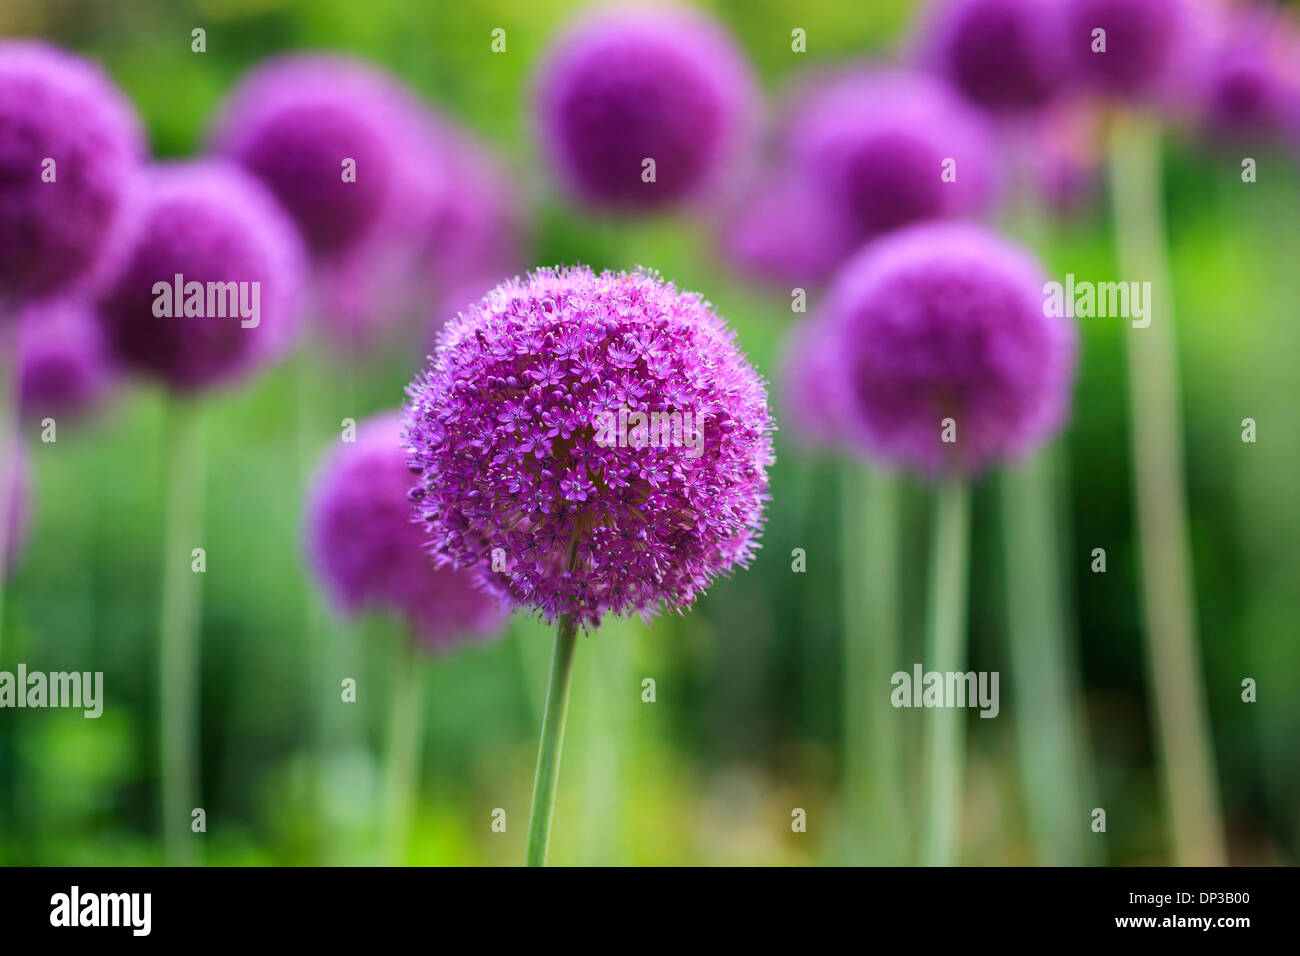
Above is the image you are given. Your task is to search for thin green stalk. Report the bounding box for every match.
[841,464,904,864]
[381,633,425,866]
[1107,113,1227,866]
[920,478,970,867]
[1001,448,1088,864]
[0,320,16,660]
[525,613,580,866]
[159,397,205,866]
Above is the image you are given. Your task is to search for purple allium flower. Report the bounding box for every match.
[1031,98,1103,214]
[822,223,1076,476]
[209,54,444,263]
[0,41,144,303]
[18,298,118,422]
[918,0,1071,114]
[788,69,996,247]
[720,169,859,287]
[306,412,506,651]
[1061,0,1191,98]
[3,440,28,576]
[778,317,850,452]
[95,161,304,393]
[422,119,530,337]
[1197,4,1300,143]
[534,4,756,210]
[403,266,773,628]
[426,122,528,293]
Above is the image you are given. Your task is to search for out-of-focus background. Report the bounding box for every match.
[0,0,1297,865]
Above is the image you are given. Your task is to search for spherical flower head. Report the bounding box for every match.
[824,223,1076,476]
[95,161,304,393]
[3,441,29,576]
[534,4,757,210]
[918,0,1071,114]
[1061,0,1191,98]
[788,69,996,245]
[777,317,851,452]
[404,266,774,629]
[1197,5,1300,143]
[19,298,118,422]
[209,54,444,262]
[306,413,506,652]
[0,41,144,303]
[720,167,858,287]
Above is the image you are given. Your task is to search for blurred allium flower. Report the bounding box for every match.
[1197,4,1300,142]
[210,54,443,263]
[425,123,527,293]
[535,4,756,209]
[720,170,858,287]
[788,69,996,247]
[404,266,773,628]
[1032,97,1104,214]
[95,161,305,393]
[306,412,505,651]
[1061,0,1191,98]
[211,55,450,350]
[822,223,1076,476]
[778,317,850,451]
[3,441,28,576]
[18,298,118,421]
[918,0,1070,113]
[423,120,530,336]
[0,41,144,303]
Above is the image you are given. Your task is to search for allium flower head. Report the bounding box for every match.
[534,4,756,209]
[919,0,1070,114]
[823,223,1076,476]
[720,169,858,287]
[210,54,444,262]
[19,298,118,422]
[95,161,305,393]
[788,69,996,246]
[1197,5,1300,142]
[1062,0,1190,98]
[306,413,506,652]
[404,266,774,628]
[0,41,144,302]
[778,318,851,452]
[3,441,28,576]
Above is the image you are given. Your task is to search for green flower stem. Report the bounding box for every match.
[158,396,205,867]
[1001,448,1089,864]
[920,477,970,867]
[382,632,425,866]
[525,613,580,867]
[841,464,904,864]
[1107,112,1227,866]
